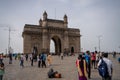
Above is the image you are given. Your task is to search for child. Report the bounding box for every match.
[20,54,24,68]
[0,62,5,80]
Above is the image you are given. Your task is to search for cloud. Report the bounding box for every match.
[0,0,120,53]
[56,0,69,3]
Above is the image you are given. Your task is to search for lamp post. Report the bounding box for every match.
[119,46,120,53]
[94,47,97,51]
[5,27,13,54]
[98,35,102,52]
[0,25,16,54]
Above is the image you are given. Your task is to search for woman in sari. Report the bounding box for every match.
[77,54,87,80]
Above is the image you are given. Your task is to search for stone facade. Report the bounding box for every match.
[22,11,81,54]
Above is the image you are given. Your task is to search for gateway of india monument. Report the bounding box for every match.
[22,11,81,55]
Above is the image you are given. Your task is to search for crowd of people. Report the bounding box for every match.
[0,52,53,80]
[19,52,53,68]
[0,50,119,80]
[76,51,113,80]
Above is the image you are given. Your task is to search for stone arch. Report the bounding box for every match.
[71,46,74,53]
[69,44,76,55]
[50,35,62,55]
[31,38,40,54]
[32,43,38,53]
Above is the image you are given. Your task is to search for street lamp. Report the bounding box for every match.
[5,27,14,54]
[98,35,102,52]
[94,47,97,51]
[0,25,16,54]
[119,46,120,53]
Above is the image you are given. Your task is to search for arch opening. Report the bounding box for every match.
[50,36,61,55]
[50,40,55,54]
[71,47,74,53]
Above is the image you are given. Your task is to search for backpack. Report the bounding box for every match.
[98,59,109,78]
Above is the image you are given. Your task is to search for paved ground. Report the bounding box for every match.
[3,54,120,80]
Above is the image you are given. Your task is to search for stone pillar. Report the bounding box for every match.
[76,37,80,53]
[23,34,31,54]
[64,31,69,52]
[42,29,49,53]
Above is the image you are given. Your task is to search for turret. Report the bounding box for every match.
[63,14,68,27]
[43,11,47,21]
[64,14,67,23]
[42,11,48,27]
[39,18,42,26]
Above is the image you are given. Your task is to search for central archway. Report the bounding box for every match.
[50,36,61,55]
[50,40,55,54]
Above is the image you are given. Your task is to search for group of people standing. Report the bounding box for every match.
[19,52,52,68]
[76,51,113,80]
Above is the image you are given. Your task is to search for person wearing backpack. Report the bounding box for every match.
[98,53,113,80]
[41,52,46,68]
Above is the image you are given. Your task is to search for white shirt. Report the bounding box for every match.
[96,53,99,60]
[98,58,113,76]
[61,53,63,56]
[20,55,24,60]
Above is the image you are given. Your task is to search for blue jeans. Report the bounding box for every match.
[20,60,24,67]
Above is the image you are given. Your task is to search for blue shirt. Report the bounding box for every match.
[85,53,90,64]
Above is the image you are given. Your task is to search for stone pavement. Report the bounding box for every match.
[3,54,120,80]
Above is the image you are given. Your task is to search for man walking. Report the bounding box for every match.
[41,53,46,68]
[9,53,12,64]
[20,54,24,68]
[98,53,113,80]
[85,51,91,79]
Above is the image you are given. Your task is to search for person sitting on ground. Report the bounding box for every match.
[48,68,61,78]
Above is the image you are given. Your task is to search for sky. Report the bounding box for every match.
[0,0,120,53]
